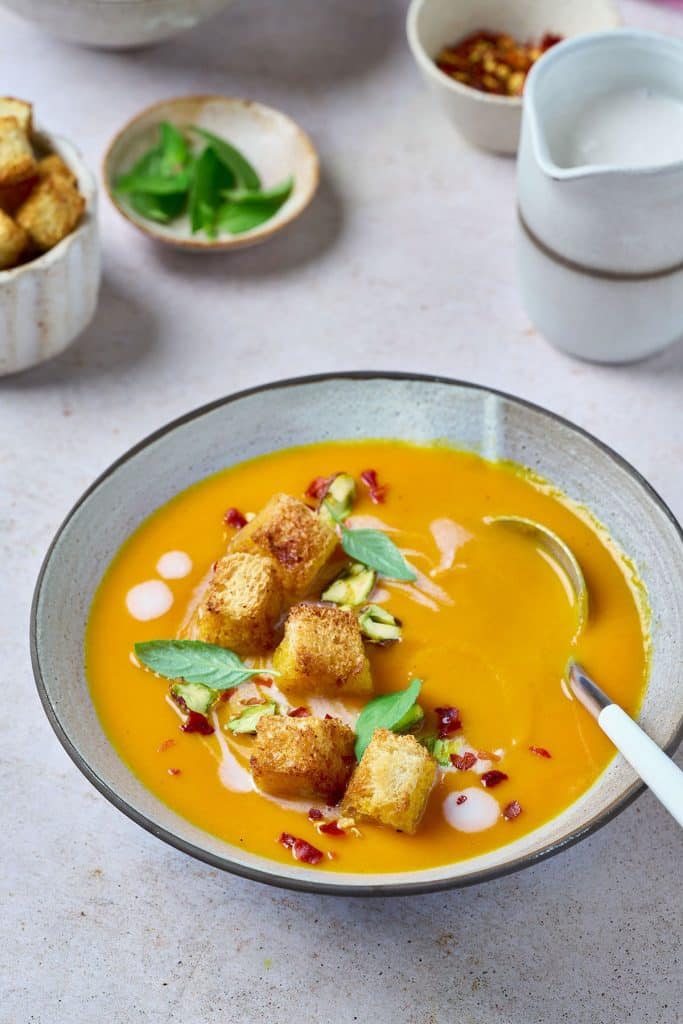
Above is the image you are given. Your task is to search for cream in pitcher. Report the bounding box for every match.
[516,30,683,363]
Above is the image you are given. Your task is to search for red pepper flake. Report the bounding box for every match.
[180,711,214,735]
[167,767,181,776]
[258,677,273,688]
[529,745,552,759]
[360,468,388,504]
[305,475,334,501]
[224,507,247,529]
[451,751,476,771]
[477,749,500,763]
[503,800,522,820]
[435,706,462,738]
[481,769,508,788]
[456,793,468,806]
[278,832,324,865]
[308,808,324,821]
[288,706,311,718]
[324,713,337,721]
[319,820,346,837]
[157,738,175,753]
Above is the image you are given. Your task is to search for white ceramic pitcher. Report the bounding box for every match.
[517,30,683,363]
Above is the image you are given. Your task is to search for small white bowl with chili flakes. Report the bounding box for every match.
[406,0,621,154]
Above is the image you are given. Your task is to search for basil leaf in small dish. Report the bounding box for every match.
[134,639,275,690]
[190,125,261,191]
[188,146,235,236]
[354,677,422,760]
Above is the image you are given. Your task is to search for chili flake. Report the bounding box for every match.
[529,745,552,759]
[451,751,476,771]
[224,507,247,529]
[503,800,523,820]
[435,706,462,738]
[480,769,508,788]
[435,30,562,97]
[360,468,388,504]
[279,832,324,865]
[288,706,311,718]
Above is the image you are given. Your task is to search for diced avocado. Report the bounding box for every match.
[393,703,425,734]
[322,563,376,607]
[319,472,356,525]
[422,735,465,766]
[170,681,217,716]
[358,603,402,644]
[226,701,278,734]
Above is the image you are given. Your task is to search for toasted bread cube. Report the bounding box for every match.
[0,175,36,215]
[37,153,77,187]
[0,117,35,186]
[341,730,437,834]
[229,493,337,601]
[16,174,84,252]
[192,552,284,655]
[0,98,32,134]
[251,715,356,802]
[0,208,27,269]
[273,603,373,696]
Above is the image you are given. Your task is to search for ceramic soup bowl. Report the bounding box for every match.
[31,374,683,895]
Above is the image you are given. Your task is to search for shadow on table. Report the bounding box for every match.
[0,272,160,389]
[150,171,344,281]
[114,0,404,91]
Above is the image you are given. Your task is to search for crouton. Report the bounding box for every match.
[0,98,32,135]
[273,603,373,696]
[16,174,84,252]
[37,153,77,187]
[229,493,337,601]
[0,208,27,270]
[251,715,356,802]
[0,175,36,216]
[0,117,36,187]
[191,552,284,655]
[341,729,437,833]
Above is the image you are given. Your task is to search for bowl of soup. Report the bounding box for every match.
[31,373,683,894]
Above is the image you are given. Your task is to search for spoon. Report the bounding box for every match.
[491,516,683,826]
[567,661,683,827]
[489,515,588,639]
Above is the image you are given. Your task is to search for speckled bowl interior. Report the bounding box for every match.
[31,374,683,895]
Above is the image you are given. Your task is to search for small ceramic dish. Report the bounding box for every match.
[0,0,235,50]
[0,131,100,377]
[103,96,319,252]
[406,0,621,154]
[31,373,683,896]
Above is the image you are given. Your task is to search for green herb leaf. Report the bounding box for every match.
[158,121,190,175]
[128,190,187,224]
[114,122,192,195]
[421,735,464,766]
[340,527,416,581]
[226,701,278,734]
[216,179,293,235]
[221,176,293,205]
[134,639,274,690]
[115,170,193,196]
[354,678,422,760]
[190,126,261,190]
[188,146,235,235]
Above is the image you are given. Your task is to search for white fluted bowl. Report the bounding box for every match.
[0,0,235,49]
[0,132,100,377]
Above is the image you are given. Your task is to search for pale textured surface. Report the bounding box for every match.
[0,1,682,1022]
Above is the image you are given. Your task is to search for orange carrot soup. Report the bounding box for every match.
[85,441,648,873]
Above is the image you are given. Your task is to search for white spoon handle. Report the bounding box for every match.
[598,704,683,827]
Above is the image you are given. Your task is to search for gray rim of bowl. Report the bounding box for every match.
[30,370,683,897]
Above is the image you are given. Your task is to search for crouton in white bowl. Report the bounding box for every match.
[0,0,235,49]
[0,116,100,376]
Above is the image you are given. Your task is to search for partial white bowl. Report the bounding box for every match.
[0,0,235,49]
[406,0,621,154]
[0,132,100,377]
[104,95,319,253]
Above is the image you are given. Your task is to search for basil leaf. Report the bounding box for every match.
[217,199,282,235]
[128,190,186,224]
[221,176,293,205]
[189,146,235,235]
[158,121,190,175]
[134,639,274,690]
[190,126,261,190]
[340,527,416,581]
[116,170,192,196]
[354,678,422,760]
